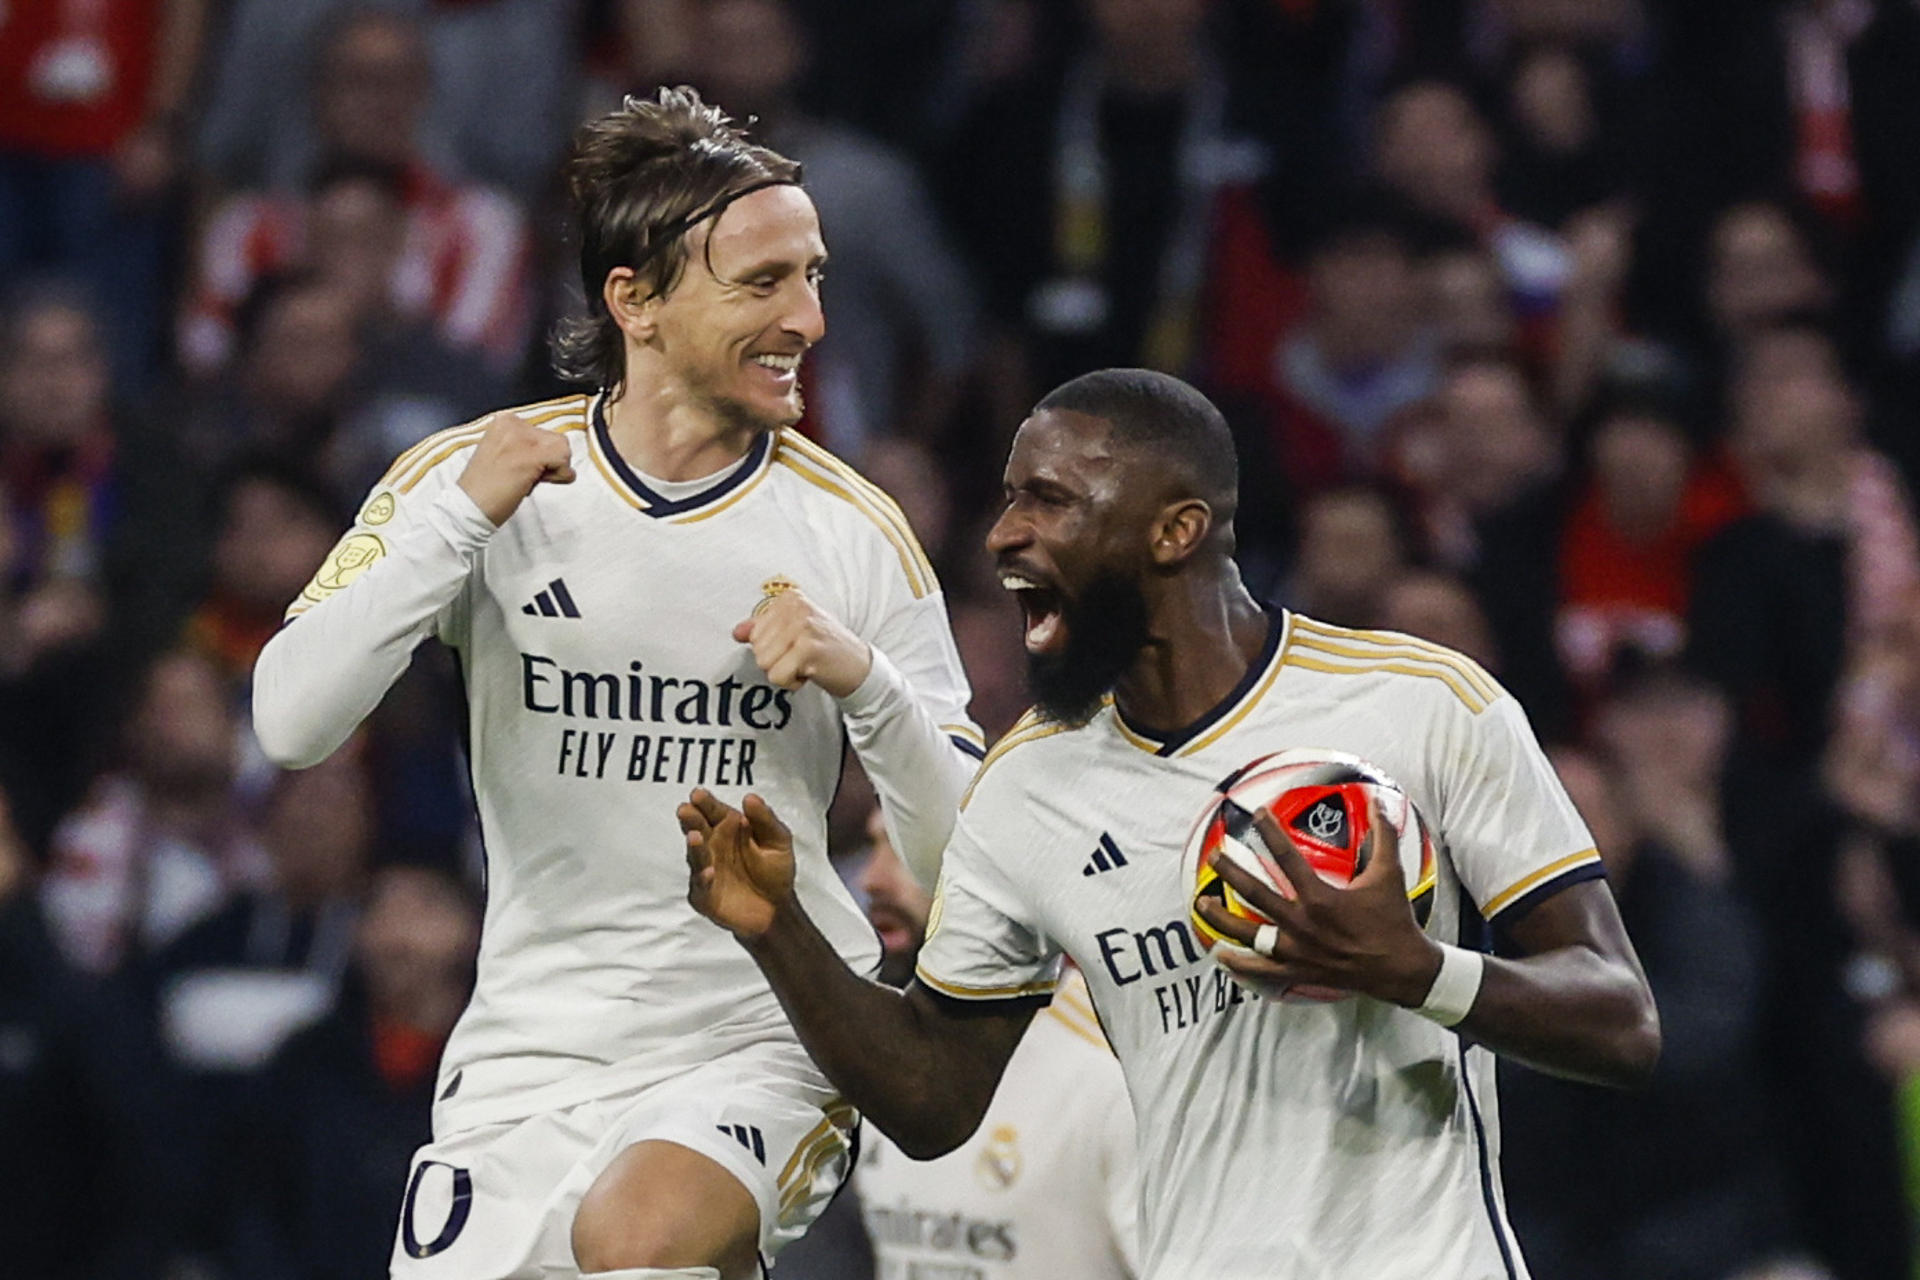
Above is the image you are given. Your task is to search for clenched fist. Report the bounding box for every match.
[733,588,871,698]
[456,411,578,526]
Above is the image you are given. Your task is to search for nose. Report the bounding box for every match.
[785,277,825,345]
[985,505,1029,557]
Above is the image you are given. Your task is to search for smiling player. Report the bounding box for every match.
[680,368,1659,1280]
[253,89,982,1280]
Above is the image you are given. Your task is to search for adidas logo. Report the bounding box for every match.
[522,578,581,618]
[1082,832,1130,877]
[717,1123,767,1164]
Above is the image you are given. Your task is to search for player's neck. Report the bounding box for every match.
[1112,578,1268,736]
[601,384,760,482]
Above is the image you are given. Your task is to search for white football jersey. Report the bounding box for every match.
[917,610,1602,1280]
[855,968,1139,1280]
[264,394,981,1133]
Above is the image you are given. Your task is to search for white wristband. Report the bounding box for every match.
[1415,945,1484,1027]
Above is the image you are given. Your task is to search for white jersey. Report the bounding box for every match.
[855,968,1139,1280]
[255,394,981,1133]
[917,611,1601,1280]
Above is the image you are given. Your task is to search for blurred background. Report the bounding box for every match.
[3,1,1920,1277]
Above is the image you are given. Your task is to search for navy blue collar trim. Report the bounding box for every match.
[1114,609,1285,757]
[592,397,770,518]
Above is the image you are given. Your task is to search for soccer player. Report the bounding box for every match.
[251,89,982,1280]
[850,804,1139,1280]
[679,368,1660,1279]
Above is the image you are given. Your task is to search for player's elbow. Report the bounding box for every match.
[251,651,335,769]
[1600,974,1662,1089]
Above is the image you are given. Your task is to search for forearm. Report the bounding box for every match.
[253,489,491,767]
[839,649,978,887]
[1442,942,1660,1088]
[744,903,1005,1157]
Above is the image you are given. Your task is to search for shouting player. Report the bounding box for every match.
[681,368,1660,1279]
[253,89,981,1280]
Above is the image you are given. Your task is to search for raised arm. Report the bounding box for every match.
[253,412,574,767]
[680,789,1032,1156]
[1200,806,1659,1088]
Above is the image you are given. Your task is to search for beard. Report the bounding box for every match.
[1026,571,1152,726]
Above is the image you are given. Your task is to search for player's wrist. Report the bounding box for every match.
[1383,936,1447,1010]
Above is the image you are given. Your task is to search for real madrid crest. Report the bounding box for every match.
[753,575,800,615]
[975,1124,1022,1190]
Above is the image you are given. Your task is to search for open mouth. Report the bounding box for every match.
[749,351,802,389]
[1001,571,1068,656]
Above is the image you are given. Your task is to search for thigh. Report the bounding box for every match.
[571,1139,762,1278]
[583,1044,861,1267]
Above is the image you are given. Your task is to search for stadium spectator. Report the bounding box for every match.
[40,647,267,976]
[686,0,980,454]
[1379,568,1502,674]
[195,0,574,202]
[1282,485,1409,628]
[230,863,480,1280]
[0,0,209,388]
[1503,739,1811,1280]
[938,0,1269,403]
[185,10,532,379]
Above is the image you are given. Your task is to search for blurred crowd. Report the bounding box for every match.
[4,1,1920,1278]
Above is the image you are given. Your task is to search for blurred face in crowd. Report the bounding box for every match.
[357,866,480,1032]
[1732,369,1857,527]
[245,283,362,427]
[1708,203,1829,340]
[634,184,827,435]
[1375,82,1495,220]
[307,177,407,320]
[1425,248,1515,351]
[1508,46,1595,156]
[129,650,237,799]
[1380,571,1499,672]
[1591,412,1690,543]
[697,0,805,121]
[1596,674,1731,797]
[212,476,337,616]
[1084,0,1209,88]
[857,806,932,987]
[0,299,110,450]
[1294,488,1404,627]
[1439,361,1554,511]
[1309,231,1423,368]
[263,753,371,906]
[314,15,431,167]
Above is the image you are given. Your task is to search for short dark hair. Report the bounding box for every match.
[551,87,804,393]
[1034,368,1240,529]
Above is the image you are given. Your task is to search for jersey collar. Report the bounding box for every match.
[588,395,775,520]
[1110,609,1289,757]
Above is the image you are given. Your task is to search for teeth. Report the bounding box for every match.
[1000,574,1042,592]
[753,354,801,371]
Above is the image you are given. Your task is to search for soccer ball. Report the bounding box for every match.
[1180,748,1436,1002]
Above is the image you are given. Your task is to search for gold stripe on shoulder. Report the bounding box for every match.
[378,418,487,487]
[1179,647,1288,757]
[397,415,585,496]
[1285,634,1496,709]
[959,717,1073,809]
[775,451,930,598]
[943,721,987,748]
[1046,1002,1112,1052]
[1483,848,1601,917]
[778,432,937,585]
[1281,651,1489,714]
[1289,618,1501,704]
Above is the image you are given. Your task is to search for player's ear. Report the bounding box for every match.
[1149,498,1212,567]
[603,267,658,342]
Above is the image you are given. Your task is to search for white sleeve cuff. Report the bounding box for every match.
[837,644,907,719]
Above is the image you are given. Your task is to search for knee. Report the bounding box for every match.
[570,1189,680,1273]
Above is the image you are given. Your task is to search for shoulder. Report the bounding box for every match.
[767,429,937,599]
[375,393,592,495]
[1277,613,1504,719]
[959,708,1090,814]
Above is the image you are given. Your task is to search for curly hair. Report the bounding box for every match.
[550,86,803,393]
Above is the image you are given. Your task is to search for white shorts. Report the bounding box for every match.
[388,1040,859,1280]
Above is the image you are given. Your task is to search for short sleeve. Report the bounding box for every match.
[1435,692,1603,926]
[915,808,1061,1001]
